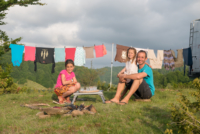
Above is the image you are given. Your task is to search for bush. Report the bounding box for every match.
[0,65,20,94]
[97,81,117,91]
[169,78,200,133]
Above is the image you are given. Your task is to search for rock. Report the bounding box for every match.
[39,115,51,119]
[36,112,44,116]
[82,109,94,115]
[71,110,84,117]
[41,108,70,115]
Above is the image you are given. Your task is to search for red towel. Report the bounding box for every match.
[24,46,36,61]
[65,48,76,61]
[94,45,104,58]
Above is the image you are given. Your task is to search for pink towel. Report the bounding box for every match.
[94,45,104,58]
[65,48,76,61]
[103,45,107,55]
[24,46,36,61]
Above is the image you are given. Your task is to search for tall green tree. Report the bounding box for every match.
[0,0,45,93]
[0,0,45,57]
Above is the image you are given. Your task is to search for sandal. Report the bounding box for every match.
[118,101,127,105]
[58,96,65,104]
[105,100,119,104]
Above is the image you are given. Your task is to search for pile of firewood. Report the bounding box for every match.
[21,103,97,119]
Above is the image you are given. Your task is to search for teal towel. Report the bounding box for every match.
[55,48,65,62]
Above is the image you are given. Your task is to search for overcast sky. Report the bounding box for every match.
[1,0,200,68]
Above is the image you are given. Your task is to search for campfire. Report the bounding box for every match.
[21,103,97,119]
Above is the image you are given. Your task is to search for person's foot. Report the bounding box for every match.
[105,99,119,104]
[64,96,71,104]
[58,96,65,104]
[119,99,128,105]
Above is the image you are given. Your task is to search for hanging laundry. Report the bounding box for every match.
[24,46,36,61]
[183,47,193,75]
[135,47,149,53]
[163,50,175,70]
[34,47,55,73]
[74,47,85,66]
[83,46,94,59]
[147,49,163,69]
[55,48,65,62]
[114,44,129,63]
[94,45,104,58]
[9,44,24,66]
[171,49,184,68]
[103,44,107,55]
[65,48,76,61]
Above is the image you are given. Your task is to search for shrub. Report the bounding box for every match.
[97,81,117,91]
[170,78,200,133]
[0,65,19,94]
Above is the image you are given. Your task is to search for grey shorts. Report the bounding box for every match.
[126,79,152,99]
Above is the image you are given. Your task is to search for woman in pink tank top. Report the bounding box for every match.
[54,59,80,104]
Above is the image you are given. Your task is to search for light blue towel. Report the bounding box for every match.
[74,47,85,66]
[9,44,24,66]
[55,48,65,62]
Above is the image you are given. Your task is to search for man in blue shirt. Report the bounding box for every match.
[106,50,155,105]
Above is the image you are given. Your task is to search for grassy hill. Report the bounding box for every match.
[17,79,47,90]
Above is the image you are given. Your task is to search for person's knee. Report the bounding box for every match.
[75,82,80,89]
[139,79,143,84]
[70,87,77,93]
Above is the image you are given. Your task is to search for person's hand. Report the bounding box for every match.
[117,73,121,78]
[119,74,126,82]
[69,80,74,85]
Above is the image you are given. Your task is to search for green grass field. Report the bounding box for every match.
[0,88,196,134]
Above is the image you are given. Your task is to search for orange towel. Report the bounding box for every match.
[103,45,107,55]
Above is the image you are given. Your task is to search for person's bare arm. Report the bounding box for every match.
[61,74,73,85]
[120,72,147,81]
[117,67,126,77]
[72,77,77,83]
